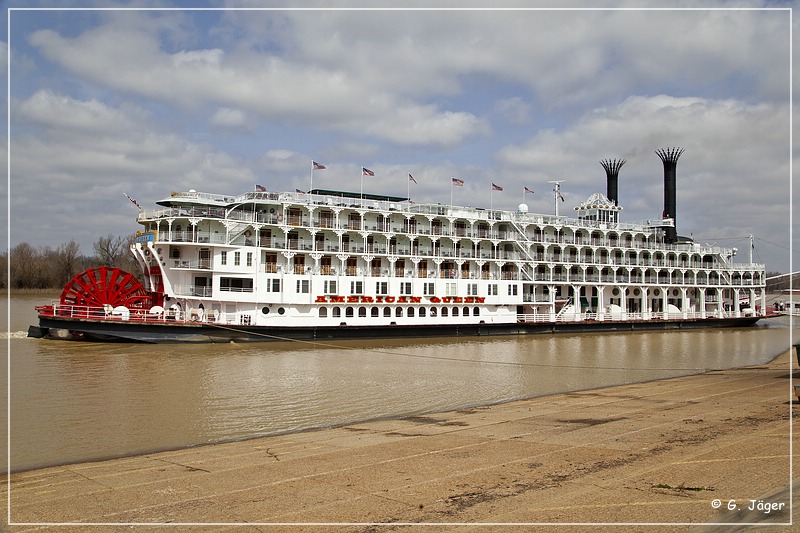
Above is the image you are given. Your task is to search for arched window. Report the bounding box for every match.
[319,307,328,318]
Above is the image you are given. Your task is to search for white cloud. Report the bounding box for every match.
[210,107,249,129]
[495,97,533,124]
[494,94,789,252]
[10,7,792,271]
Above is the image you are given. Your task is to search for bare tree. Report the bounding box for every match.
[93,234,137,273]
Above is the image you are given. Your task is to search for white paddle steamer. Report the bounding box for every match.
[31,148,767,342]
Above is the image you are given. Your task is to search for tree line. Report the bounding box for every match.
[0,234,139,290]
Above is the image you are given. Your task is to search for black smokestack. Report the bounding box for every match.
[655,147,685,244]
[600,158,626,205]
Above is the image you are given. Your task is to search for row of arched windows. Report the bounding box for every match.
[318,306,482,319]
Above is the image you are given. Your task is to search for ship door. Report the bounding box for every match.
[194,276,209,297]
[321,255,333,275]
[288,231,299,250]
[199,248,211,269]
[293,255,306,275]
[346,257,358,276]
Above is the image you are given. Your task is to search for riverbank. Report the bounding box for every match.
[4,348,796,531]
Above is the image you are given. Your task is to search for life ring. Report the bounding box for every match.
[277,214,284,222]
[244,230,252,238]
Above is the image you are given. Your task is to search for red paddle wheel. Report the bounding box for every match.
[59,267,154,310]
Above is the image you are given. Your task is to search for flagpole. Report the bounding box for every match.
[310,160,314,194]
[490,185,493,212]
[450,179,453,213]
[407,174,411,211]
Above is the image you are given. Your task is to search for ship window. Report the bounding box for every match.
[332,307,341,318]
[395,307,403,317]
[408,307,415,317]
[359,307,367,318]
[346,307,354,318]
[220,277,253,292]
[319,307,328,318]
[430,308,437,317]
[419,307,426,317]
[445,283,457,296]
[441,307,449,317]
[246,252,253,267]
[467,283,478,296]
[383,307,391,317]
[400,282,412,295]
[234,252,241,266]
[488,284,498,296]
[324,280,337,294]
[220,251,227,265]
[423,283,435,295]
[473,307,480,316]
[463,307,469,316]
[278,307,285,315]
[296,280,310,293]
[452,307,459,316]
[508,284,518,296]
[351,281,363,294]
[262,306,270,315]
[371,307,379,317]
[376,281,388,295]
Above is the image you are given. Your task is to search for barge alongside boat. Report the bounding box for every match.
[30,148,767,343]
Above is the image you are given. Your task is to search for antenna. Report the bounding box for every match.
[548,180,565,217]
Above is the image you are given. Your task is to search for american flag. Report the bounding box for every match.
[492,183,503,191]
[524,186,534,194]
[255,184,266,192]
[313,161,326,170]
[451,177,464,186]
[124,193,141,210]
[408,173,417,184]
[362,167,374,176]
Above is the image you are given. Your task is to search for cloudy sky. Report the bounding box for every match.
[4,2,795,273]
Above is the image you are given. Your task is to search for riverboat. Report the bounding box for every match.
[30,148,767,343]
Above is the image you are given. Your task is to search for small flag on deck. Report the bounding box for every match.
[524,186,534,194]
[124,193,141,210]
[408,173,417,184]
[362,167,374,177]
[313,161,326,170]
[451,177,464,186]
[492,183,503,191]
[255,184,266,192]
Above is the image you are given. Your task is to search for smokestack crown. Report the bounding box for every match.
[600,158,626,205]
[656,147,684,244]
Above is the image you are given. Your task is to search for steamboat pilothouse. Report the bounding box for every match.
[31,148,767,342]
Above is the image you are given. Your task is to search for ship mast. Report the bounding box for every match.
[548,180,565,217]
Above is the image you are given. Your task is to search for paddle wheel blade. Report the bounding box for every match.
[59,267,152,309]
